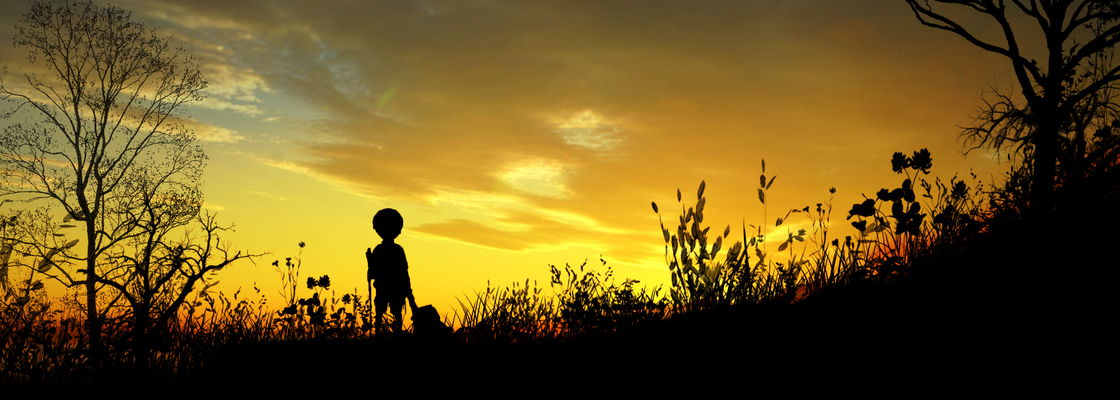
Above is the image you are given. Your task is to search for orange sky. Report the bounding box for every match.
[0,0,1047,319]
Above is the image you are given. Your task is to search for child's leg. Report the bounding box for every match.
[374,296,388,334]
[391,309,403,333]
[390,297,405,333]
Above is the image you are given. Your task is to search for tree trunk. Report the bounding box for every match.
[1031,112,1058,223]
[85,224,101,373]
[134,302,150,372]
[1028,109,1060,284]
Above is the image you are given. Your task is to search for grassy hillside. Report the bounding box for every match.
[2,149,1115,387]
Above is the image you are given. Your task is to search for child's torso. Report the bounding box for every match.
[372,243,408,289]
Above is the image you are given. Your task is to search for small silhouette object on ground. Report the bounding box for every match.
[367,208,412,335]
[408,296,453,339]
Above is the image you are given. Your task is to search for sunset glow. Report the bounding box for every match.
[0,0,1020,317]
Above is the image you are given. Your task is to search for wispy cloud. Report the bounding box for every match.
[553,110,624,152]
[496,157,571,199]
[415,186,629,251]
[192,122,245,143]
[203,202,227,211]
[242,152,388,203]
[245,190,287,201]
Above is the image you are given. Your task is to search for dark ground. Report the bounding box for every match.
[201,207,1111,392]
[9,187,1112,393]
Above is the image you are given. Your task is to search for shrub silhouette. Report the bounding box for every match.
[272,243,370,340]
[845,149,988,280]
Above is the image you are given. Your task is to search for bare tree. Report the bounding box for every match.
[104,211,248,369]
[0,0,246,370]
[907,0,1120,218]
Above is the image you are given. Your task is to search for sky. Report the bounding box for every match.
[0,0,1039,319]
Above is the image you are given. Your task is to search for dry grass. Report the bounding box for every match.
[3,149,1079,384]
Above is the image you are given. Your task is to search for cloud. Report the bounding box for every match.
[119,1,275,118]
[191,122,245,143]
[244,152,388,203]
[421,186,639,236]
[195,98,264,116]
[203,202,226,211]
[413,186,642,251]
[553,110,624,152]
[195,61,271,116]
[204,58,272,100]
[496,158,571,199]
[422,187,533,232]
[245,190,288,202]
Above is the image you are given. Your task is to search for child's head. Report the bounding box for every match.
[373,208,403,240]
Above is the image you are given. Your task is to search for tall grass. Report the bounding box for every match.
[0,242,377,383]
[652,159,872,310]
[1,149,1008,382]
[448,151,990,344]
[449,278,557,343]
[448,258,668,344]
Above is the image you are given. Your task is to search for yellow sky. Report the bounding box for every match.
[0,0,1043,317]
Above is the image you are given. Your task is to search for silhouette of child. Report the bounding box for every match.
[366,208,412,335]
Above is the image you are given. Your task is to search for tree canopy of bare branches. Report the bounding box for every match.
[907,0,1120,216]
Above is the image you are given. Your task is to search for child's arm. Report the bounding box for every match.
[365,247,375,282]
[402,250,412,297]
[400,246,414,311]
[407,292,418,313]
[404,248,416,313]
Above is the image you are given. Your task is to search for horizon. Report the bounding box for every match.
[0,0,1027,317]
